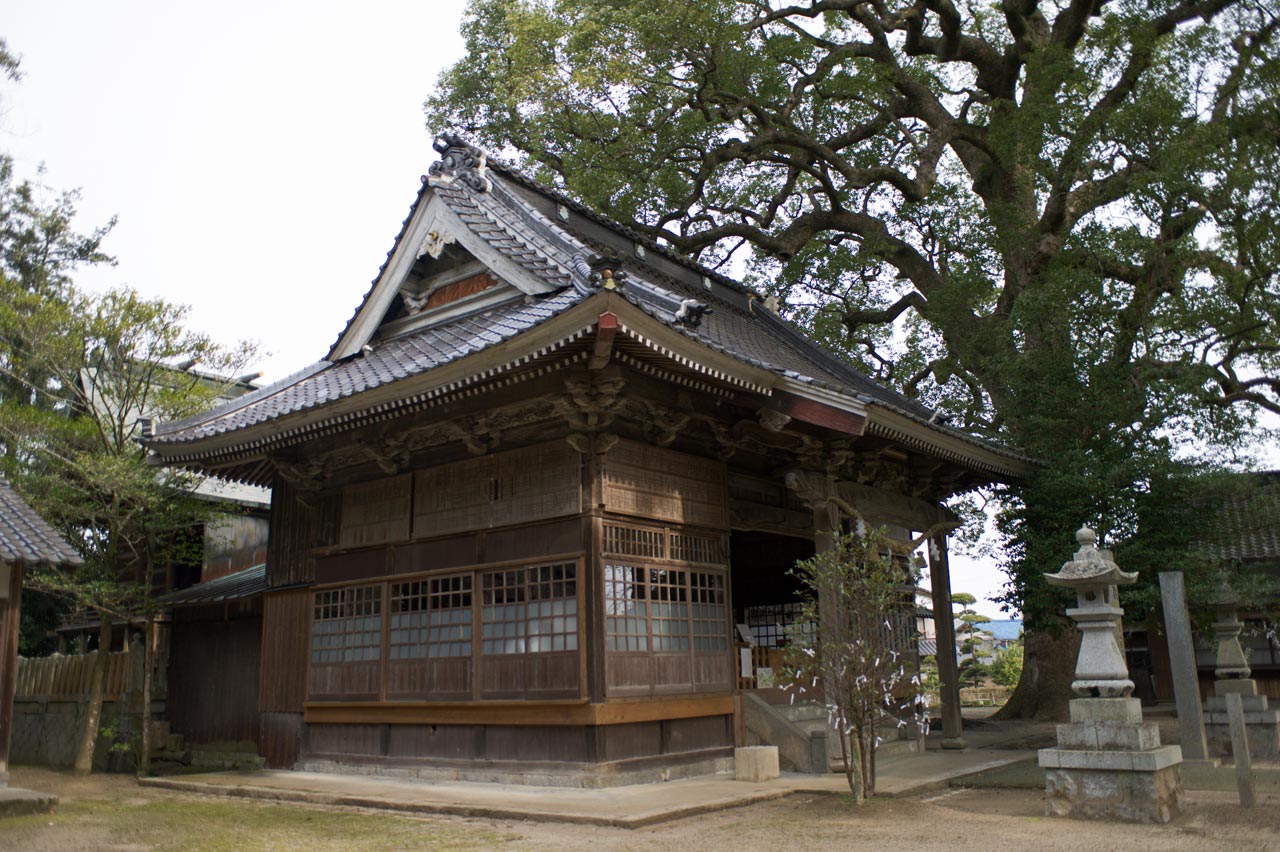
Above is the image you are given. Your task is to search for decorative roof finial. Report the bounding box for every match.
[428,134,493,193]
[587,253,628,292]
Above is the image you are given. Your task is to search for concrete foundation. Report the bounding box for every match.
[734,746,780,782]
[1038,698,1183,823]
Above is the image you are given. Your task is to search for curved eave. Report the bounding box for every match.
[863,404,1033,482]
[147,292,781,474]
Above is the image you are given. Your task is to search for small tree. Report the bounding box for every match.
[991,644,1024,689]
[785,526,923,801]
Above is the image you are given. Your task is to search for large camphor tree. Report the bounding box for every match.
[427,0,1280,717]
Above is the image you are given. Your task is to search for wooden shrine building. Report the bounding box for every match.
[145,138,1029,781]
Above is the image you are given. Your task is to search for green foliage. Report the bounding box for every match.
[991,644,1024,689]
[429,1,1280,654]
[783,527,922,800]
[0,70,258,628]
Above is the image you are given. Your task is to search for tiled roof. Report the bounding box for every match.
[152,289,585,445]
[149,138,1026,471]
[1201,472,1280,564]
[0,479,83,567]
[163,563,265,607]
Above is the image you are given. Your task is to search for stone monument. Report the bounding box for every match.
[1202,575,1280,759]
[1038,527,1183,823]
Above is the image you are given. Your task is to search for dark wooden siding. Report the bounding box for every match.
[259,712,303,769]
[259,588,310,713]
[0,565,24,774]
[203,514,270,582]
[167,607,262,744]
[267,478,337,588]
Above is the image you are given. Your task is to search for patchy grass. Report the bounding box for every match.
[0,797,513,852]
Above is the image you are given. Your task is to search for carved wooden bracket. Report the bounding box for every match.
[555,370,626,432]
[642,400,691,447]
[783,469,842,531]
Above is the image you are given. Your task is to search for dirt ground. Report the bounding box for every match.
[2,766,1278,852]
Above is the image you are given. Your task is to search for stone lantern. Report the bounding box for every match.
[1046,527,1136,698]
[1202,573,1280,758]
[1038,526,1183,823]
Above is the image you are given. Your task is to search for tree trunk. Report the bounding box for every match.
[73,613,112,775]
[137,616,154,777]
[845,726,864,802]
[994,627,1079,721]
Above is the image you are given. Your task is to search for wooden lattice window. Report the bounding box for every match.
[670,532,723,565]
[604,564,648,652]
[745,602,813,650]
[602,524,666,560]
[480,562,578,655]
[389,574,473,660]
[311,585,382,664]
[647,568,689,652]
[690,571,728,651]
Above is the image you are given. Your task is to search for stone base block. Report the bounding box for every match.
[1205,720,1280,760]
[1210,679,1259,698]
[1204,695,1269,714]
[1070,697,1142,724]
[1055,721,1161,752]
[735,746,780,782]
[1043,764,1182,824]
[1039,744,1182,772]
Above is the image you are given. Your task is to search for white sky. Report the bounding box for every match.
[2,1,1015,618]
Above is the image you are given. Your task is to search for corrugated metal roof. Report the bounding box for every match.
[163,563,266,607]
[0,479,82,567]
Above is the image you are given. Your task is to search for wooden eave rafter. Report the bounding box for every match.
[864,404,1031,481]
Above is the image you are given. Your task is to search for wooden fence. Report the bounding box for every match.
[16,650,136,702]
[959,685,1011,706]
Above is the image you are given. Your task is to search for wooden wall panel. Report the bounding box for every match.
[259,589,310,713]
[266,478,337,587]
[414,456,495,538]
[478,652,580,699]
[387,723,482,759]
[693,654,733,692]
[259,711,303,769]
[389,535,479,575]
[413,442,581,538]
[307,723,382,756]
[494,443,582,527]
[601,440,728,529]
[339,475,411,547]
[484,518,582,564]
[385,659,470,701]
[653,654,694,693]
[605,653,654,697]
[308,662,380,701]
[167,610,262,744]
[314,548,388,584]
[202,514,270,582]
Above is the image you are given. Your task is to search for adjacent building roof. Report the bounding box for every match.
[1202,471,1280,564]
[0,479,83,567]
[162,563,266,607]
[146,137,1031,482]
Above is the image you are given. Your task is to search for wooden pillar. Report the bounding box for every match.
[0,561,24,786]
[928,535,966,748]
